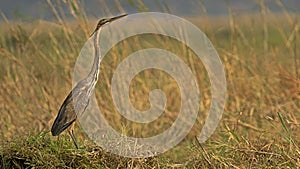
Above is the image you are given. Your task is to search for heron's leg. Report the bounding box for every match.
[68,125,79,149]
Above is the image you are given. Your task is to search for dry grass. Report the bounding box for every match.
[0,0,300,168]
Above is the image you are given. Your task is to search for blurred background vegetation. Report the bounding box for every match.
[0,0,299,168]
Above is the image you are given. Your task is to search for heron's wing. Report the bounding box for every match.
[51,91,77,136]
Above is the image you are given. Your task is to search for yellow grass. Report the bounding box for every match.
[0,1,299,168]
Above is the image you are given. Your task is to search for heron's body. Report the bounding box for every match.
[51,79,92,136]
[51,14,127,148]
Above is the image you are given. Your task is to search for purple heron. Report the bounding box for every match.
[51,14,127,148]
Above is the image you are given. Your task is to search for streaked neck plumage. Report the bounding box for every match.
[86,26,102,95]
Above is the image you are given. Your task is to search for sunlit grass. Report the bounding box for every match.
[0,0,300,168]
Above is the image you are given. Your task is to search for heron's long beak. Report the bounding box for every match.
[90,14,127,37]
[107,13,128,22]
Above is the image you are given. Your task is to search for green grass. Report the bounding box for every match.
[1,118,299,168]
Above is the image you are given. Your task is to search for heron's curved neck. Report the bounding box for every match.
[87,26,102,88]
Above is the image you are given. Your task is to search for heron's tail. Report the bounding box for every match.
[51,118,75,136]
[51,92,77,136]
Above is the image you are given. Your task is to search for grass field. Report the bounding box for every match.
[0,1,300,168]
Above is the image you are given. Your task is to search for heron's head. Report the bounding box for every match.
[90,14,127,37]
